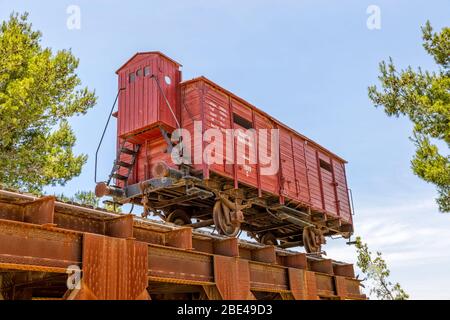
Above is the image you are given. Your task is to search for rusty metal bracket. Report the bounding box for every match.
[70,233,150,300]
[309,259,334,275]
[164,228,192,250]
[213,238,239,257]
[251,246,277,264]
[287,268,307,300]
[213,256,255,300]
[104,214,134,238]
[279,253,307,269]
[333,263,355,278]
[304,271,319,300]
[23,196,55,225]
[186,186,213,200]
[334,276,348,299]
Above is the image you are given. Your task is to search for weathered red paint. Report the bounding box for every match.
[113,53,353,225]
[116,52,181,139]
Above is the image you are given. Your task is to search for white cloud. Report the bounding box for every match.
[325,198,450,299]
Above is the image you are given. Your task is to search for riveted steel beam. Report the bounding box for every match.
[249,262,289,293]
[315,273,337,298]
[0,189,365,300]
[69,233,150,300]
[0,196,55,226]
[287,268,307,300]
[148,245,214,284]
[0,219,81,270]
[213,256,255,300]
[304,271,319,300]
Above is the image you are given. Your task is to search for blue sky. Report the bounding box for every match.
[1,0,449,299]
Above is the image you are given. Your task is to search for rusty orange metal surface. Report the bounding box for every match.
[249,262,289,293]
[23,196,55,225]
[287,268,307,300]
[0,189,365,300]
[0,219,81,270]
[70,233,149,300]
[213,256,255,300]
[149,245,214,284]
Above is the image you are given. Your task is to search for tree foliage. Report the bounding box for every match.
[0,12,96,192]
[73,190,99,207]
[368,21,450,212]
[56,190,122,213]
[355,237,409,300]
[104,202,122,213]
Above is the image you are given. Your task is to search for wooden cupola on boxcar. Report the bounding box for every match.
[115,52,182,143]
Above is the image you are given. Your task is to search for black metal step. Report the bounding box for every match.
[112,173,128,181]
[115,160,133,169]
[120,147,138,155]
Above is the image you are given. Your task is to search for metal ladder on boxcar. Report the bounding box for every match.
[107,140,141,188]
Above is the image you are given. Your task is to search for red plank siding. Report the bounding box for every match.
[113,53,352,227]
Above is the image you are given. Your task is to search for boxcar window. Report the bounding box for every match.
[136,69,142,77]
[129,72,135,83]
[233,113,253,129]
[164,75,172,85]
[319,159,332,172]
[144,66,151,76]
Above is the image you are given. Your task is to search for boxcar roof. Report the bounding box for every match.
[181,76,347,163]
[116,51,182,74]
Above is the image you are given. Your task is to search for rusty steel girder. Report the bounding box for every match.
[0,188,365,300]
[0,219,81,272]
[67,233,150,300]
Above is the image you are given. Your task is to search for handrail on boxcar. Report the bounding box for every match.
[94,88,124,183]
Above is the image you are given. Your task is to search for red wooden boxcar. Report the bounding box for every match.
[96,52,353,253]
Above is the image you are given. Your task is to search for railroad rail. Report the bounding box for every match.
[0,188,365,300]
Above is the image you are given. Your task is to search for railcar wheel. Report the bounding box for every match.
[302,226,324,253]
[213,200,240,237]
[259,232,279,246]
[166,209,191,226]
